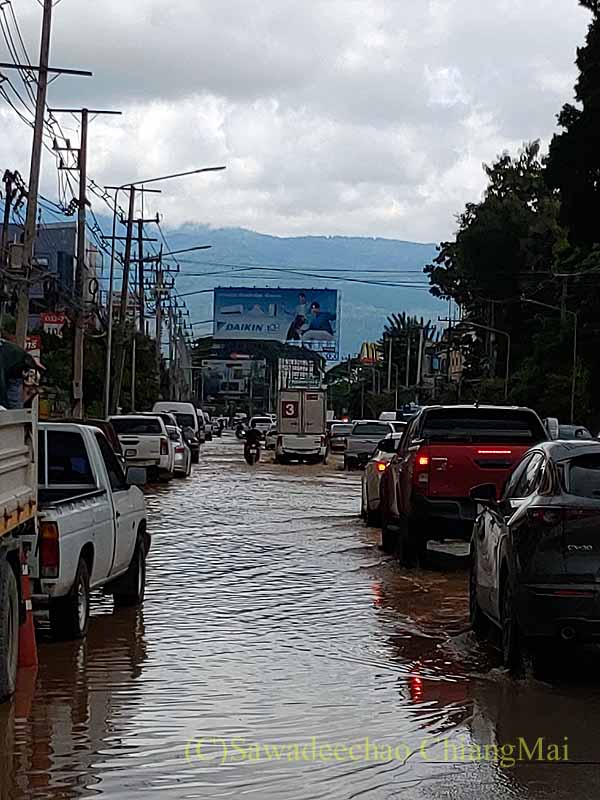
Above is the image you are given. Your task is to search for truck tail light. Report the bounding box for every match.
[414,447,430,489]
[321,435,326,447]
[376,461,388,473]
[277,435,283,448]
[40,521,59,578]
[160,437,169,455]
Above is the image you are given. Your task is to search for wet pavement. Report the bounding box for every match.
[2,435,600,799]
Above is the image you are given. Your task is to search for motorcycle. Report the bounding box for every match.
[244,442,260,465]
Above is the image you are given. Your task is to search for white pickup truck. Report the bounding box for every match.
[110,414,174,482]
[0,415,149,701]
[33,422,149,640]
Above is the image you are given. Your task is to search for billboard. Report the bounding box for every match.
[213,287,340,361]
[201,358,266,397]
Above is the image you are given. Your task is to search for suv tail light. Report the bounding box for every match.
[40,521,59,578]
[528,507,600,527]
[160,437,169,455]
[376,461,388,473]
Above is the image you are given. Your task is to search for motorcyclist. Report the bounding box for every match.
[244,420,262,459]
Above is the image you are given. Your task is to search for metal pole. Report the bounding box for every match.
[394,364,399,409]
[72,108,88,417]
[387,334,393,393]
[405,334,411,388]
[15,0,53,347]
[104,188,119,417]
[570,313,577,424]
[131,334,136,411]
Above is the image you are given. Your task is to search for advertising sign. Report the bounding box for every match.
[201,359,266,396]
[278,358,323,390]
[40,311,66,337]
[213,287,340,361]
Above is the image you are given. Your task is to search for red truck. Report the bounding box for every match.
[379,405,548,566]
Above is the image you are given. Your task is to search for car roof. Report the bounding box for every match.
[533,440,600,461]
[419,404,537,412]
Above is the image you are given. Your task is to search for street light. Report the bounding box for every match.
[103,166,226,417]
[521,297,578,423]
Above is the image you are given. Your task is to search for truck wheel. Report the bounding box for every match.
[380,520,398,554]
[0,560,19,702]
[114,539,147,608]
[50,557,90,641]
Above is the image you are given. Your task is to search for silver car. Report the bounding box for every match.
[167,426,192,478]
[361,433,404,525]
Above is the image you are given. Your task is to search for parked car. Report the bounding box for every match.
[249,415,273,437]
[558,424,593,440]
[168,427,192,477]
[110,414,174,482]
[379,404,548,565]
[198,409,212,441]
[329,422,354,454]
[36,422,149,639]
[344,420,398,470]
[361,433,404,524]
[265,426,278,451]
[152,402,201,462]
[469,439,600,670]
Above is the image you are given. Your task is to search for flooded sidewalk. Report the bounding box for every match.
[1,436,600,799]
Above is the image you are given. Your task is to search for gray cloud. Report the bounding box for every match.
[2,0,591,240]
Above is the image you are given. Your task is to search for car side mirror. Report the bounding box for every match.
[126,466,147,487]
[470,483,497,505]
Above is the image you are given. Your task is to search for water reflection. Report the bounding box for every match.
[0,608,147,799]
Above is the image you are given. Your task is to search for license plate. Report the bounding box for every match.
[126,449,137,458]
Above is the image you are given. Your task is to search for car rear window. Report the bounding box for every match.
[421,409,545,444]
[353,423,392,437]
[174,413,196,429]
[566,455,600,498]
[111,417,162,435]
[331,424,353,436]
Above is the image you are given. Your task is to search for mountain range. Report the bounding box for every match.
[149,225,443,357]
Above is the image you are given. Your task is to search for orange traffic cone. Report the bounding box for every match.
[18,560,38,668]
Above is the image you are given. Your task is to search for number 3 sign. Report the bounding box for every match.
[282,401,299,418]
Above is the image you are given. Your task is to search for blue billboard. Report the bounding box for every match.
[214,287,340,361]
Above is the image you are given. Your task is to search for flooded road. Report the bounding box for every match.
[2,435,600,799]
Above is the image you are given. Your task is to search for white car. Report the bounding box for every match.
[361,433,404,524]
[249,416,273,437]
[110,414,174,482]
[167,426,192,477]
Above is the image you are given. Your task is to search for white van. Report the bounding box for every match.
[152,402,199,435]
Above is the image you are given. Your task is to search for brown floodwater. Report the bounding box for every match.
[1,436,600,799]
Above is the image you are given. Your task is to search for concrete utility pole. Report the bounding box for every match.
[112,188,136,411]
[50,108,121,416]
[7,0,92,346]
[137,219,145,334]
[14,0,52,347]
[386,334,393,393]
[415,326,424,404]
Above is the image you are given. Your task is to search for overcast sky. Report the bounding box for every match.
[0,0,590,242]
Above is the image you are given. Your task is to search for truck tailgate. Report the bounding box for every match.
[118,435,161,462]
[425,443,530,498]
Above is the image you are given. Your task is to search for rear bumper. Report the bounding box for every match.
[346,452,371,467]
[517,584,600,641]
[411,495,476,539]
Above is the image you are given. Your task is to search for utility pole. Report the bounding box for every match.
[50,108,121,416]
[405,334,411,388]
[386,334,393,393]
[72,108,88,417]
[8,1,92,346]
[0,171,15,331]
[137,220,145,334]
[112,187,136,411]
[415,326,424,404]
[14,0,52,347]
